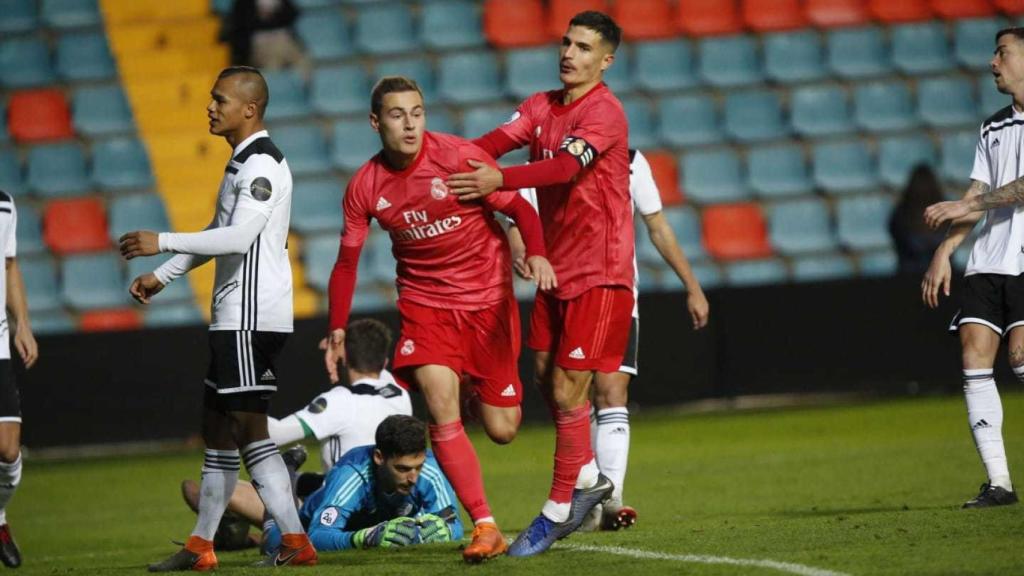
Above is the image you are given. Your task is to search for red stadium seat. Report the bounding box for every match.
[643,151,685,206]
[484,0,550,47]
[994,0,1024,15]
[547,0,609,40]
[930,0,996,18]
[8,89,74,143]
[43,197,110,254]
[805,0,869,27]
[742,0,808,31]
[677,0,744,36]
[868,0,933,22]
[702,203,772,260]
[611,0,676,40]
[80,309,142,332]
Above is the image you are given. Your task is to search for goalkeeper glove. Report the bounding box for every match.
[352,517,419,548]
[415,514,453,543]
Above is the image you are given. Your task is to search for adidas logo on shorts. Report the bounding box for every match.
[500,384,516,397]
[376,197,392,210]
[261,369,276,381]
[569,347,586,360]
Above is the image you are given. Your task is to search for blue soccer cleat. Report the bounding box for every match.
[566,473,614,530]
[507,474,615,557]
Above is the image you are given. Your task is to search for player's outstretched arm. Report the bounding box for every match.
[5,259,36,369]
[643,211,709,329]
[921,181,988,308]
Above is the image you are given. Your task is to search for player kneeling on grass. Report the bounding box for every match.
[262,414,463,553]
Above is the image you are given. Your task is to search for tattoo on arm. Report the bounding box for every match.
[966,180,1023,212]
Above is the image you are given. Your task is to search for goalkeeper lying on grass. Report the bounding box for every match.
[263,414,463,553]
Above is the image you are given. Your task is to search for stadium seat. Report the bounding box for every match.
[547,0,609,39]
[0,102,7,143]
[28,143,91,198]
[858,249,898,277]
[689,261,722,289]
[92,138,154,192]
[657,94,723,147]
[662,206,705,260]
[878,134,937,187]
[21,257,61,312]
[768,197,837,254]
[931,0,996,19]
[812,140,878,193]
[702,203,772,260]
[0,38,56,88]
[868,0,933,22]
[763,30,827,83]
[15,203,43,256]
[742,0,808,31]
[354,3,418,55]
[294,0,339,8]
[107,193,170,243]
[633,40,698,92]
[461,106,514,140]
[41,0,102,29]
[144,303,204,328]
[955,18,1005,69]
[8,90,74,143]
[60,252,127,311]
[31,310,76,335]
[677,0,744,36]
[44,197,110,254]
[826,26,891,78]
[427,108,456,134]
[682,149,749,204]
[994,0,1024,15]
[303,233,342,291]
[376,58,437,105]
[853,81,917,132]
[364,232,398,283]
[746,144,813,197]
[73,85,134,137]
[422,0,484,50]
[126,255,191,301]
[331,119,381,172]
[0,152,22,196]
[792,254,855,283]
[602,44,634,95]
[791,84,855,137]
[505,47,561,100]
[0,0,37,34]
[437,52,503,105]
[918,76,977,128]
[55,32,115,82]
[698,35,763,87]
[891,22,954,74]
[940,130,978,183]
[622,97,657,149]
[805,0,870,28]
[295,9,353,61]
[484,0,549,47]
[723,258,788,286]
[611,0,676,39]
[274,124,331,177]
[979,72,1009,116]
[292,178,343,234]
[80,309,143,332]
[643,151,685,206]
[723,90,787,142]
[836,194,894,250]
[263,70,311,121]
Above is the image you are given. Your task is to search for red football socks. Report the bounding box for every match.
[549,403,593,504]
[429,420,493,521]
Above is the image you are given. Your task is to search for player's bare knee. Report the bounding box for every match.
[0,445,18,463]
[484,424,517,445]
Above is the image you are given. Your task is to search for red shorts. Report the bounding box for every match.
[391,295,522,408]
[528,285,634,373]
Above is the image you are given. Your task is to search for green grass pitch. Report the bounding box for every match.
[11,393,1023,575]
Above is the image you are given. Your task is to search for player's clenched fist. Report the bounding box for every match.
[119,230,161,259]
[128,273,165,305]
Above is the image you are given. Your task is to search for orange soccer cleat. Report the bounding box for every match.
[256,533,318,567]
[462,522,508,563]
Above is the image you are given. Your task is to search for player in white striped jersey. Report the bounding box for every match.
[120,66,316,569]
[921,28,1024,509]
[511,149,709,530]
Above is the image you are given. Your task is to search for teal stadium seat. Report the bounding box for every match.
[792,254,855,283]
[291,178,343,234]
[836,194,895,250]
[0,151,23,196]
[311,64,369,115]
[420,0,485,50]
[621,97,656,149]
[15,202,44,256]
[768,197,837,255]
[296,0,341,8]
[263,70,311,121]
[61,252,127,310]
[274,124,331,177]
[461,106,514,139]
[331,119,380,172]
[724,258,789,287]
[295,10,353,61]
[854,81,917,132]
[20,257,61,312]
[304,233,375,291]
[665,206,706,260]
[73,85,134,137]
[107,193,170,243]
[891,22,954,75]
[699,35,762,87]
[504,47,561,101]
[56,32,115,82]
[365,231,397,283]
[0,0,37,34]
[978,73,1009,117]
[602,44,633,95]
[426,108,455,134]
[746,144,812,197]
[764,30,826,84]
[918,76,977,128]
[955,18,1005,70]
[41,0,101,29]
[27,142,91,197]
[681,148,749,203]
[791,84,854,137]
[211,0,233,14]
[438,52,502,105]
[858,249,898,277]
[145,303,204,328]
[940,130,977,183]
[355,3,418,55]
[376,58,437,104]
[878,134,936,187]
[126,255,193,302]
[0,38,56,88]
[31,310,76,335]
[0,102,6,143]
[689,261,722,290]
[723,90,787,142]
[812,140,878,194]
[826,26,890,79]
[92,137,154,191]
[633,39,697,92]
[657,94,722,147]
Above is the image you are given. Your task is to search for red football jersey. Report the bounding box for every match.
[498,83,634,299]
[342,131,518,310]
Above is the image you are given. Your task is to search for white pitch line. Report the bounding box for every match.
[561,543,852,576]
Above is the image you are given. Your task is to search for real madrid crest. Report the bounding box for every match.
[430,177,449,200]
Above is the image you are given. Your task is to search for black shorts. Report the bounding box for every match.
[617,316,639,375]
[949,273,1024,336]
[0,361,20,422]
[204,331,288,412]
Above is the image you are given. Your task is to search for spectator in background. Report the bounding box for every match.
[890,164,947,275]
[226,0,310,77]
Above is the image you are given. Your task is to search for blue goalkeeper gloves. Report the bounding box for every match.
[352,517,419,549]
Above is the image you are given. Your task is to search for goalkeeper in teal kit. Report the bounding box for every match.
[263,414,463,552]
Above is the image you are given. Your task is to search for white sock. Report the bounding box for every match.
[542,500,570,523]
[243,440,304,534]
[575,458,599,489]
[474,516,495,526]
[192,449,240,541]
[964,369,1012,491]
[0,452,22,525]
[595,408,630,501]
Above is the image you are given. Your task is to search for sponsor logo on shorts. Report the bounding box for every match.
[320,507,339,526]
[500,384,516,397]
[376,197,392,211]
[430,177,449,200]
[400,339,415,356]
[569,347,586,360]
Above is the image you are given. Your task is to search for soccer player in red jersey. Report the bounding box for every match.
[446,11,632,556]
[321,76,555,563]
